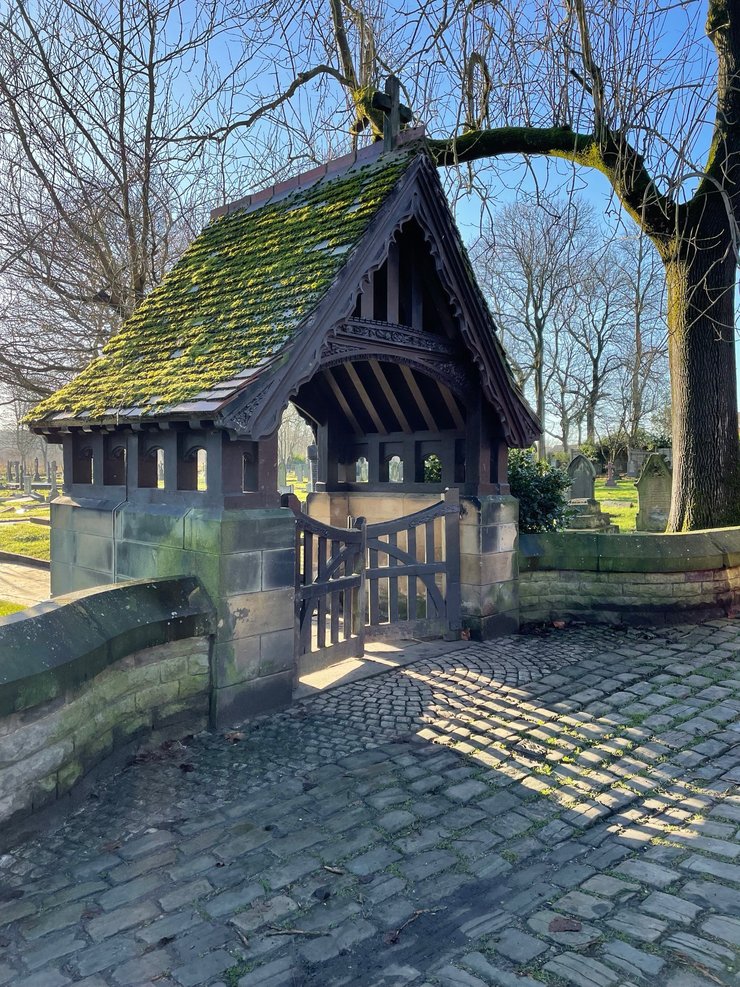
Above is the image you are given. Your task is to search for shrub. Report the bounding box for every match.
[508,449,572,533]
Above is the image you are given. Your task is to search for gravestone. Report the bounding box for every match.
[636,453,672,532]
[568,454,596,500]
[604,462,617,488]
[48,461,59,501]
[307,444,318,492]
[565,454,618,532]
[33,457,41,482]
[627,447,648,477]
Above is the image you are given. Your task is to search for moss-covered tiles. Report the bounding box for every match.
[31,151,415,423]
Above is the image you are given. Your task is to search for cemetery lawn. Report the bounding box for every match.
[594,477,638,531]
[0,600,24,616]
[0,522,50,561]
[0,497,50,519]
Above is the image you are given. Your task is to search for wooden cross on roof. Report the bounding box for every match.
[372,75,413,151]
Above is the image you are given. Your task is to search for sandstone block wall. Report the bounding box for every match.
[519,527,740,626]
[0,578,214,831]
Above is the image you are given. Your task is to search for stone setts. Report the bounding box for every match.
[0,621,739,985]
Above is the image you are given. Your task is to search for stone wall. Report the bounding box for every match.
[460,495,519,638]
[520,527,740,625]
[50,498,295,724]
[0,577,214,831]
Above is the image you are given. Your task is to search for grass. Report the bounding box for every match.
[594,476,638,531]
[0,496,50,520]
[0,522,50,560]
[0,600,25,616]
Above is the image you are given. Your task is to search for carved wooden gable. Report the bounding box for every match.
[221,151,539,449]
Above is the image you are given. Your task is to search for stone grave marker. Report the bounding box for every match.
[565,454,618,532]
[636,453,672,532]
[604,461,617,488]
[568,454,596,500]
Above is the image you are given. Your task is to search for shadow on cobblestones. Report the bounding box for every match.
[1,621,739,987]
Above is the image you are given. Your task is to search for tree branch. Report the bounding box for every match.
[427,126,676,241]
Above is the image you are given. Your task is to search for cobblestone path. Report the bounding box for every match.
[1,620,740,986]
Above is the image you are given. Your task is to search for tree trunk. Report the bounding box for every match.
[534,349,546,459]
[586,367,598,445]
[665,236,739,531]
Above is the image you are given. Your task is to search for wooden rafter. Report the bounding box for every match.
[438,382,465,430]
[400,365,437,431]
[344,362,388,434]
[324,368,363,434]
[368,359,412,433]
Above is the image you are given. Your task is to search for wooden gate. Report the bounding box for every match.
[293,489,461,676]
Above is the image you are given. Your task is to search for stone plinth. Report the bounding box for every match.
[460,495,519,638]
[567,499,619,533]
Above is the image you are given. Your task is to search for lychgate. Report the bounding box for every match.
[28,125,539,723]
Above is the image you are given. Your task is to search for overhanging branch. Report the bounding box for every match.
[427,126,677,241]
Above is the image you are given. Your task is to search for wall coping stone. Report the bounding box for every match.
[519,527,740,574]
[0,577,215,717]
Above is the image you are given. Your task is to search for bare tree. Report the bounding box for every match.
[8,0,739,530]
[0,0,311,398]
[473,197,589,459]
[420,0,740,530]
[611,237,669,447]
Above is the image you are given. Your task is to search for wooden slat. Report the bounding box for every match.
[330,535,341,645]
[325,368,363,435]
[407,526,417,621]
[411,260,423,329]
[388,531,399,623]
[425,519,436,617]
[387,242,399,323]
[369,539,380,625]
[300,574,362,600]
[317,535,327,648]
[400,365,437,431]
[368,360,412,434]
[345,362,388,434]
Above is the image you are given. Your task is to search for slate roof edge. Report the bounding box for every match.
[210,127,427,221]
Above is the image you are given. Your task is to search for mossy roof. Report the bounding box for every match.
[30,149,416,426]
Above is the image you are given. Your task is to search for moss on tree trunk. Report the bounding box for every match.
[664,237,739,531]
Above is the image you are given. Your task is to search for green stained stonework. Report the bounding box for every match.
[30,152,415,423]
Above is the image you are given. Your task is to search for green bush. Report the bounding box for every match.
[508,449,572,533]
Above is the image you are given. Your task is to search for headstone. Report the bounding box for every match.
[23,474,32,496]
[627,447,647,477]
[48,462,59,501]
[604,461,617,488]
[307,444,318,492]
[566,453,618,532]
[5,461,10,484]
[33,457,41,482]
[636,453,672,532]
[567,454,596,501]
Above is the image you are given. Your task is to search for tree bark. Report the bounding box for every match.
[663,226,738,530]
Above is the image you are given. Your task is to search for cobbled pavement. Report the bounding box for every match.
[1,620,740,986]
